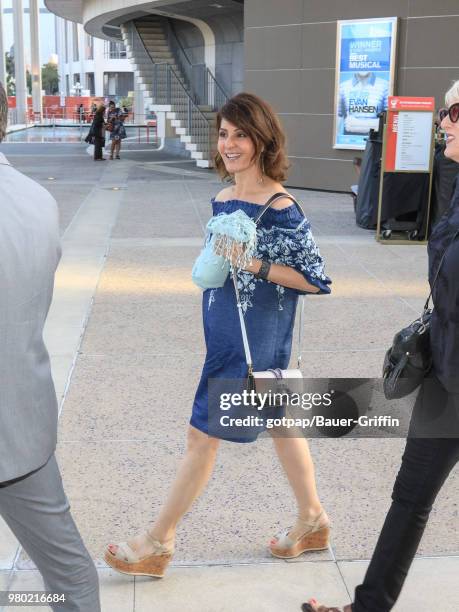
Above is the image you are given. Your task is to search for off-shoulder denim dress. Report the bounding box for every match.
[190,198,331,442]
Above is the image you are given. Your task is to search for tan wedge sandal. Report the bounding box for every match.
[269,511,330,559]
[104,531,173,578]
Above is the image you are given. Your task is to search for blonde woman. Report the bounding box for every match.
[305,79,459,612]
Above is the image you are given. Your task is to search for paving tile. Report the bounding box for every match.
[4,571,46,612]
[0,570,10,589]
[55,439,334,565]
[309,438,459,559]
[91,246,202,304]
[299,297,422,352]
[49,354,75,404]
[339,557,459,611]
[80,299,205,356]
[58,354,201,441]
[0,518,18,571]
[134,562,350,612]
[99,568,134,612]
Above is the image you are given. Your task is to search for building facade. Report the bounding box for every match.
[54,17,133,99]
[44,0,459,189]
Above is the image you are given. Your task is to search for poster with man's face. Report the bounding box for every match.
[334,18,398,150]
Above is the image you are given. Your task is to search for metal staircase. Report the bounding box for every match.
[122,17,228,168]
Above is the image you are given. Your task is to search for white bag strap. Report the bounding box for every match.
[232,192,307,374]
[232,269,304,372]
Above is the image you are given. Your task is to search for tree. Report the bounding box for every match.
[5,52,15,95]
[5,50,32,96]
[41,62,59,95]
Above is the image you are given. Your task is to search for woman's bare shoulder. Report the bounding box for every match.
[268,185,296,210]
[214,186,233,202]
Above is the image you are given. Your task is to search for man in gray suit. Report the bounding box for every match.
[0,83,100,611]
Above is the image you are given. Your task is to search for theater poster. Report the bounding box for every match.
[334,17,398,150]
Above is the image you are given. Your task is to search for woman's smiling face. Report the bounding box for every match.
[217,119,257,174]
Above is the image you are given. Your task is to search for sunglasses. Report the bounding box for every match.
[438,102,459,123]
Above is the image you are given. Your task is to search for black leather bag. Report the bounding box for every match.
[383,229,459,400]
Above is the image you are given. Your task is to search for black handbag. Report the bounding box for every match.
[84,125,95,144]
[383,229,459,400]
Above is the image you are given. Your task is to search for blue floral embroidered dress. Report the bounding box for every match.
[190,198,331,442]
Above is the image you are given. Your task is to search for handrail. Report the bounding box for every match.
[123,20,219,162]
[164,19,228,110]
[205,67,229,110]
[129,18,229,111]
[152,62,212,158]
[153,62,209,124]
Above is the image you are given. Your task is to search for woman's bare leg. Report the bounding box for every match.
[272,435,326,538]
[111,426,220,557]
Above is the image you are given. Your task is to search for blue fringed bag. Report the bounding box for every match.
[192,209,258,290]
[191,234,231,290]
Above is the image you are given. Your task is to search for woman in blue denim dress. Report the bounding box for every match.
[105,93,332,578]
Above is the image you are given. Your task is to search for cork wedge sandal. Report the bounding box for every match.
[269,511,330,559]
[302,601,352,612]
[104,532,173,578]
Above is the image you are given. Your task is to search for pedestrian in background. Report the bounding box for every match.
[106,100,127,160]
[91,104,106,161]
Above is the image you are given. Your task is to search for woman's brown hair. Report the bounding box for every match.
[215,92,289,182]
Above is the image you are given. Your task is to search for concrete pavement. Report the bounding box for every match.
[0,137,457,611]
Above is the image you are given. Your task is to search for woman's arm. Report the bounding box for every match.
[216,242,320,293]
[246,258,320,293]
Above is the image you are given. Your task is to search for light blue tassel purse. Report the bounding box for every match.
[192,209,258,290]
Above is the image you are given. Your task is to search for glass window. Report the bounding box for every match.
[103,72,134,97]
[85,34,94,60]
[104,41,127,60]
[86,73,95,96]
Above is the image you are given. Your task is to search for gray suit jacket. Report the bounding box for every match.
[0,153,61,482]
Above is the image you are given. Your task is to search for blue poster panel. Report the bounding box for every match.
[334,18,398,150]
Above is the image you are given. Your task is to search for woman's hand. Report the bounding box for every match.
[214,238,248,267]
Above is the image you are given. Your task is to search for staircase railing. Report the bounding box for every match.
[152,62,213,157]
[205,68,228,111]
[165,19,229,110]
[123,20,219,162]
[124,21,154,70]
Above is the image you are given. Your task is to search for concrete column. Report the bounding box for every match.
[0,0,6,91]
[133,79,145,124]
[29,0,42,120]
[93,38,104,96]
[78,24,85,92]
[56,17,66,97]
[13,0,28,124]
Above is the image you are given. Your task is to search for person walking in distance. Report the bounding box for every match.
[91,104,106,161]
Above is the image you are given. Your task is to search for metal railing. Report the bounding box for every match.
[122,20,220,160]
[165,19,229,110]
[152,62,212,156]
[205,68,228,110]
